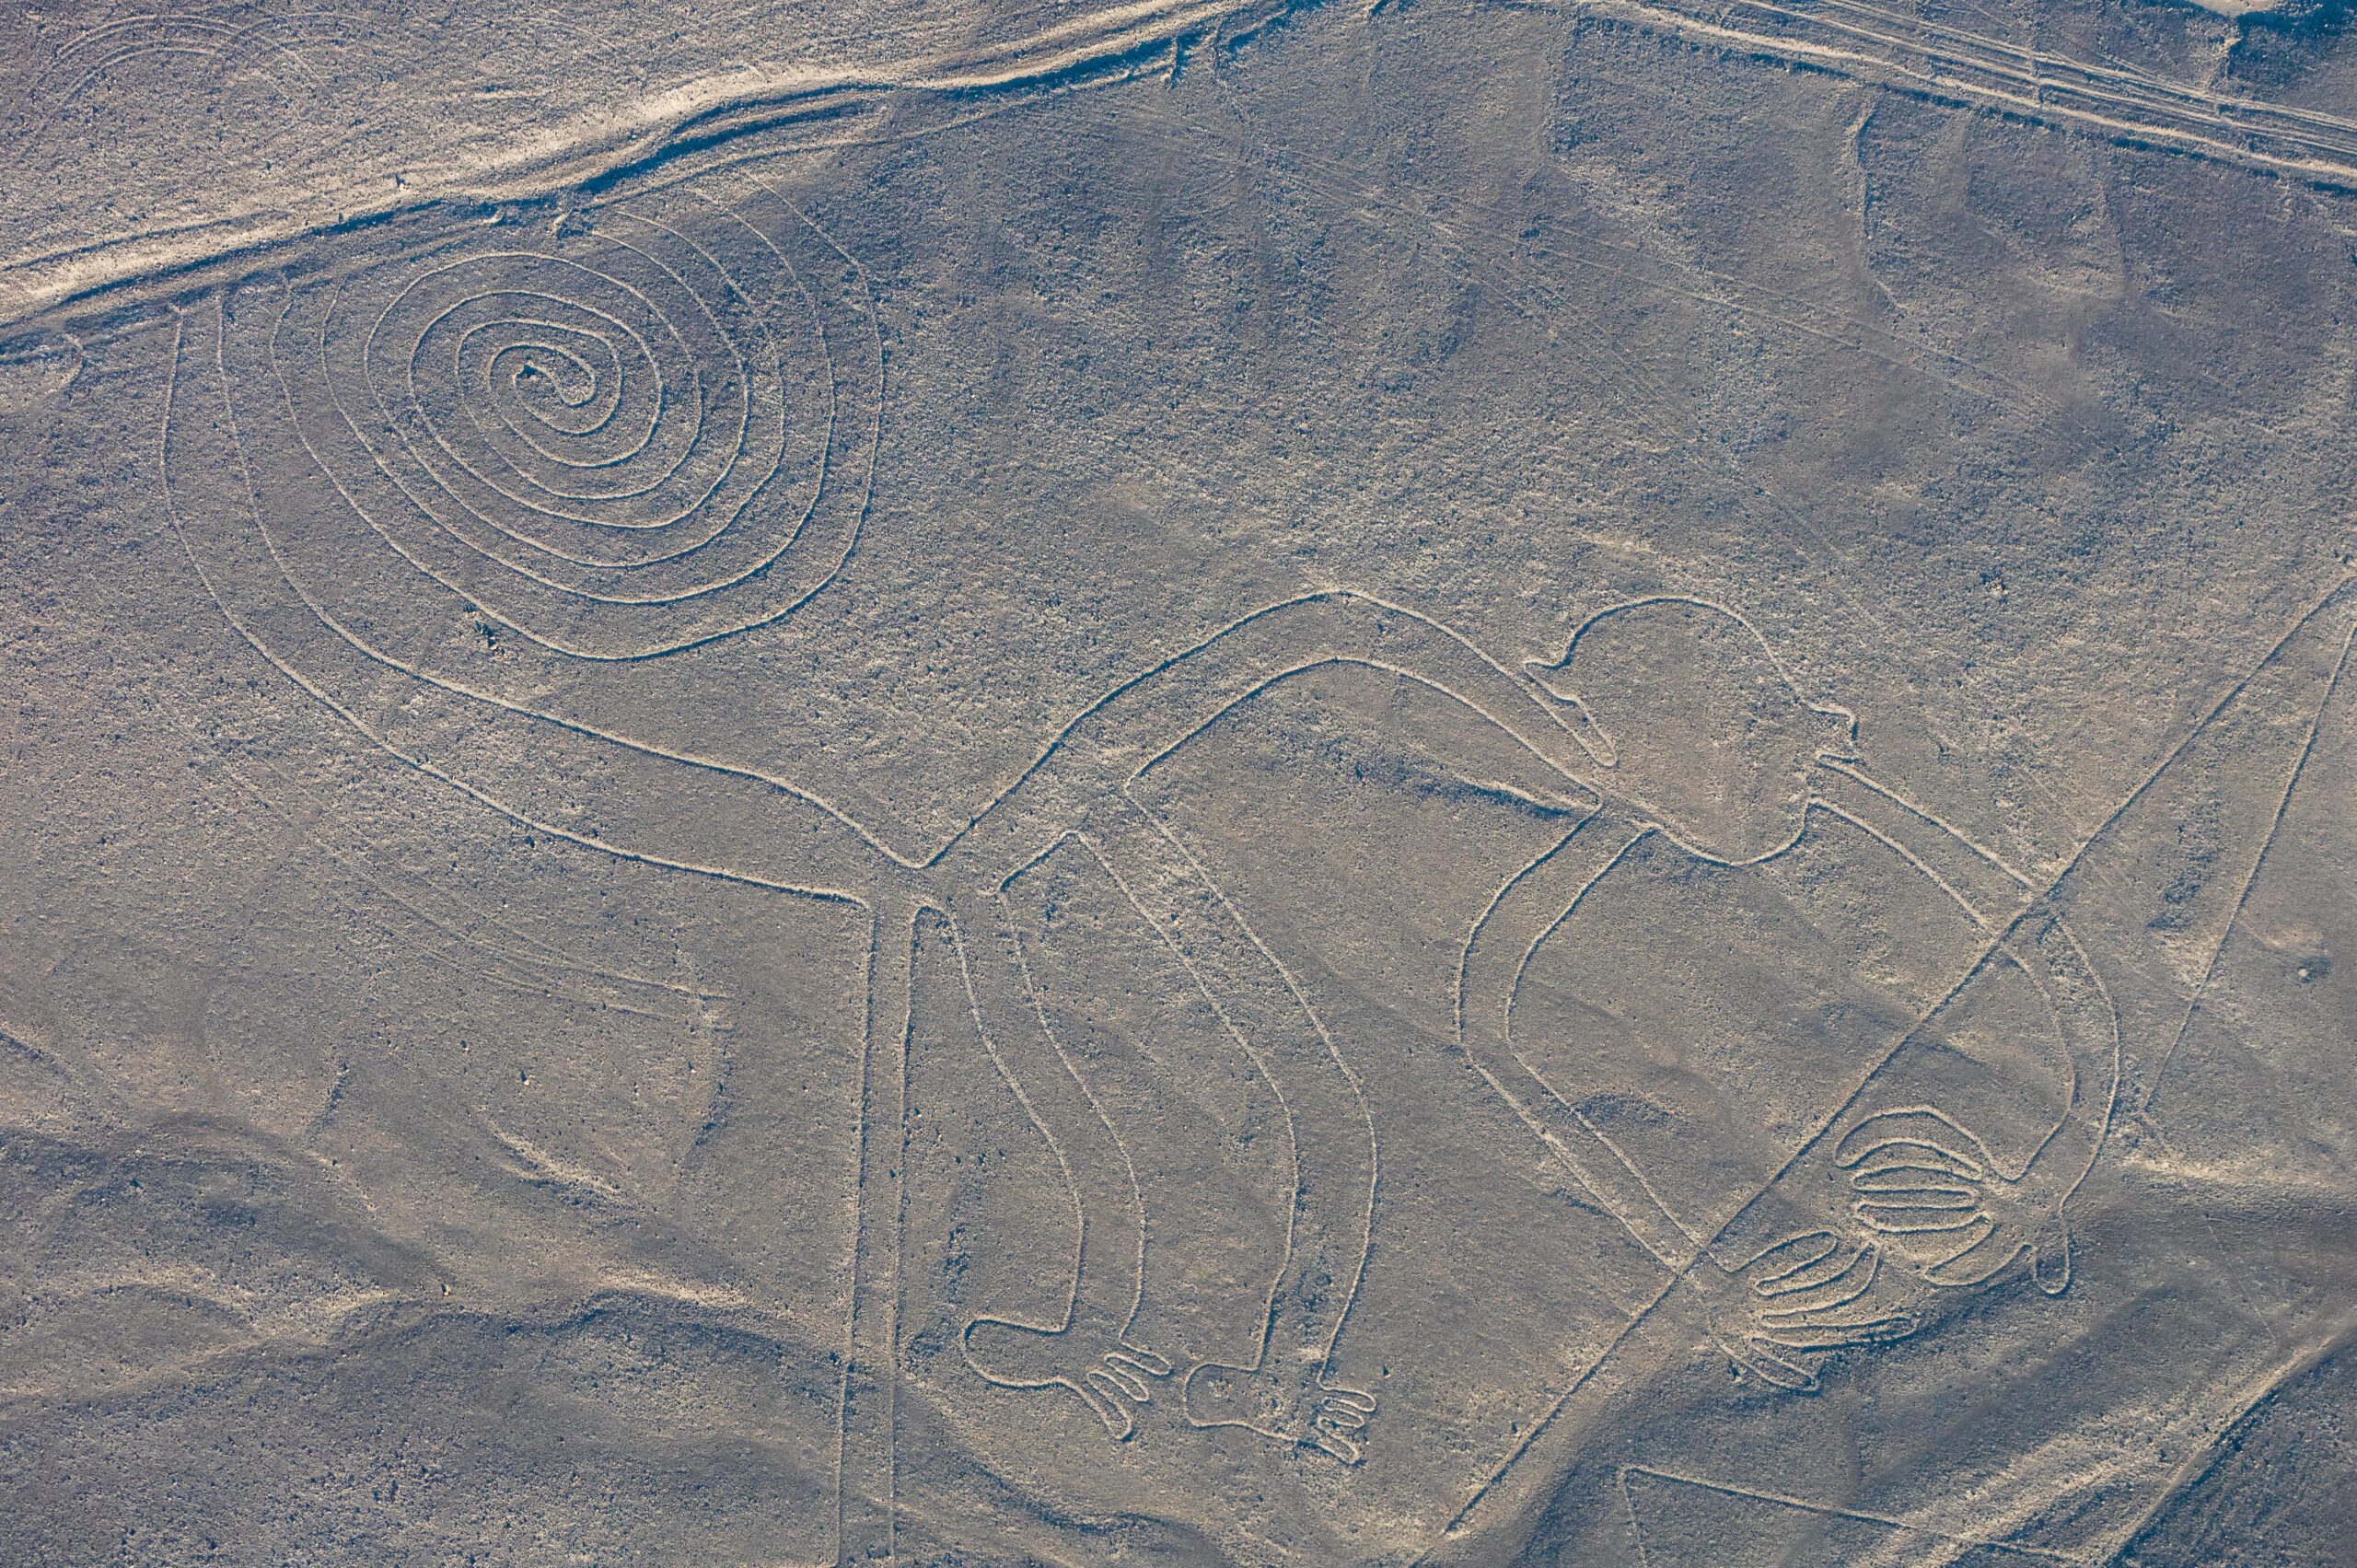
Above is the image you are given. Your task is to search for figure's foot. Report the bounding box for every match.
[961,1315,1172,1440]
[1181,1357,1377,1464]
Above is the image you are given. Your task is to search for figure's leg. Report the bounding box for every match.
[1082,796,1379,1463]
[945,883,1172,1440]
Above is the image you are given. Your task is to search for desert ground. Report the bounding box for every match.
[1,0,2353,1563]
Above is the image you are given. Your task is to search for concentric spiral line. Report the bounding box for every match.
[159,158,1625,1562]
[224,170,880,662]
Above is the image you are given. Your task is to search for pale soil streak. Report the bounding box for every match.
[0,0,1305,330]
[19,0,2355,331]
[1563,0,2357,192]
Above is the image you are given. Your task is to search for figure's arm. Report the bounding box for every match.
[1809,761,2035,934]
[948,589,1605,875]
[1827,576,2357,1295]
[1814,764,2119,1293]
[1465,814,1922,1387]
[1455,816,1704,1274]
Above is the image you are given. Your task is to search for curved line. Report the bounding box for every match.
[1814,797,1995,930]
[1086,795,1380,1379]
[1074,819,1302,1367]
[167,307,867,912]
[1819,756,2034,887]
[258,183,877,658]
[944,588,1603,862]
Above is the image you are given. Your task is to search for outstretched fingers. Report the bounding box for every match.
[1311,1386,1376,1464]
[1074,1371,1144,1440]
[1835,1107,1995,1180]
[1758,1241,1881,1318]
[1841,1111,2005,1240]
[1754,1237,1877,1301]
[1726,1334,1824,1393]
[1847,1143,1985,1186]
[1093,1339,1178,1396]
[1744,1229,1842,1290]
[1847,1144,1988,1237]
[1738,1237,1920,1366]
[1301,1386,1376,1461]
[1313,1426,1364,1465]
[1754,1312,1920,1353]
[1922,1216,2030,1288]
[962,1318,1172,1440]
[1852,1181,1985,1236]
[1078,1344,1173,1435]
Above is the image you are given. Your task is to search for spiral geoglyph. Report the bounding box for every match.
[201,169,879,661]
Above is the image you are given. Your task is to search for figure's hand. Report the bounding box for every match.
[1834,1107,2073,1295]
[1687,1232,1919,1394]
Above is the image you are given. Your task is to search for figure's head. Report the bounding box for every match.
[1529,598,1855,864]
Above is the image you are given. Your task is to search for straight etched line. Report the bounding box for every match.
[1618,1465,2080,1561]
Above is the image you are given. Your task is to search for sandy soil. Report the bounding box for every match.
[1,1,2352,1563]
